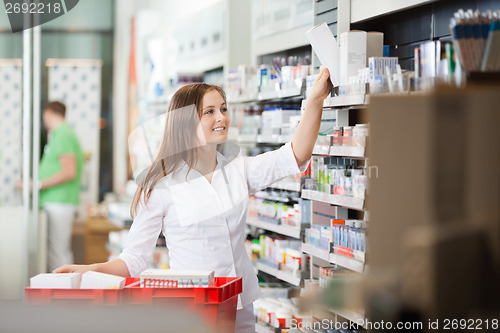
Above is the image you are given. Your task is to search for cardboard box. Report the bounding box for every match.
[339,31,367,85]
[367,85,500,317]
[80,271,126,289]
[366,32,384,64]
[30,273,81,289]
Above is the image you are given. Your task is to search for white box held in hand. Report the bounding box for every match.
[305,22,341,87]
[30,273,81,289]
[80,271,126,289]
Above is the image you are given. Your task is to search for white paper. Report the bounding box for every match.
[305,22,341,86]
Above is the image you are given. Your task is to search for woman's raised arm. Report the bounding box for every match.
[291,68,333,166]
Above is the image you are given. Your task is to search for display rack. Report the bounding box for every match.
[301,190,365,211]
[247,216,306,239]
[325,94,367,108]
[256,261,308,287]
[350,0,434,23]
[311,144,366,159]
[329,145,365,158]
[301,243,365,274]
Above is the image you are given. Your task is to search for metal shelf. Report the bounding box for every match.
[312,145,331,155]
[301,243,365,273]
[329,252,365,274]
[312,145,367,159]
[330,308,366,326]
[301,242,330,261]
[256,261,305,287]
[247,216,306,239]
[324,95,366,108]
[301,190,365,211]
[329,146,365,158]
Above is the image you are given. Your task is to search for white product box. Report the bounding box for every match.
[140,269,215,288]
[306,22,341,86]
[369,57,399,78]
[340,31,367,85]
[80,271,126,289]
[366,32,384,64]
[30,273,81,289]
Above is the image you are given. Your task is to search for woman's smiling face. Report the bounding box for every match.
[196,89,229,145]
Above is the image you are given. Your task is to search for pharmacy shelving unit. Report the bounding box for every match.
[302,91,369,328]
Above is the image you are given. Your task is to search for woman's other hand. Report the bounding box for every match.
[52,264,96,274]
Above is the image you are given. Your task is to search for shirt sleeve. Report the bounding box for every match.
[52,131,76,156]
[118,189,165,277]
[244,141,310,195]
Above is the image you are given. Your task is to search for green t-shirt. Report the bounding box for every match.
[39,122,84,206]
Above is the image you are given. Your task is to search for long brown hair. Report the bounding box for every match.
[130,83,226,217]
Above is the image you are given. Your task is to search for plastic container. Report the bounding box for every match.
[353,124,369,147]
[333,127,343,146]
[124,276,242,333]
[26,276,242,333]
[342,126,354,146]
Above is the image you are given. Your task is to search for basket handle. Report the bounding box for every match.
[124,281,141,289]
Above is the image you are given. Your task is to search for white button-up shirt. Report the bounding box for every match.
[118,142,308,308]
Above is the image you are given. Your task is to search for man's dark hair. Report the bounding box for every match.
[44,101,66,118]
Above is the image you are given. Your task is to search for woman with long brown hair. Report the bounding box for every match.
[55,68,333,332]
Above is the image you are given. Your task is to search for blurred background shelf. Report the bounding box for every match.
[301,243,365,273]
[302,190,365,211]
[247,217,306,239]
[256,261,306,287]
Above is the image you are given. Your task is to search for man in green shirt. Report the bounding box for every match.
[38,101,84,272]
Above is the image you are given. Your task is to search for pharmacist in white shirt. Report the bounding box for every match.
[55,68,332,332]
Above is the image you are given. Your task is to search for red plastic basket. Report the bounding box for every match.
[25,276,242,333]
[123,276,242,333]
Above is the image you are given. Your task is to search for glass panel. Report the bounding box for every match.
[0,28,30,300]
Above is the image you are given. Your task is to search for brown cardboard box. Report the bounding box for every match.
[366,85,500,319]
[84,217,122,265]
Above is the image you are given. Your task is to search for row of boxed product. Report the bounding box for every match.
[229,105,302,137]
[250,235,309,275]
[316,124,369,148]
[308,157,367,199]
[304,221,367,254]
[254,297,309,329]
[252,191,306,227]
[255,296,364,332]
[226,63,311,101]
[29,270,215,290]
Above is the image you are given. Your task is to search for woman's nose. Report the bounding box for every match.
[215,109,226,122]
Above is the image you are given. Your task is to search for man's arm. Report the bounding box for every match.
[40,154,77,189]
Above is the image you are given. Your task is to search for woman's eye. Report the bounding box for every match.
[205,110,213,114]
[221,108,228,112]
